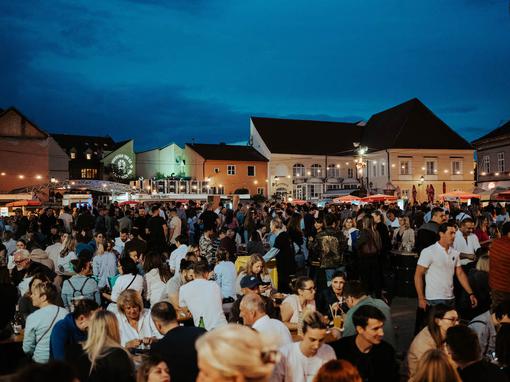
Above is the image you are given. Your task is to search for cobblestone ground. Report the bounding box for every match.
[390,297,417,381]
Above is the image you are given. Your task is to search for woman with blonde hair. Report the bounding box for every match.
[76,310,135,382]
[392,216,415,251]
[57,235,77,274]
[412,349,461,382]
[196,323,276,382]
[235,254,273,295]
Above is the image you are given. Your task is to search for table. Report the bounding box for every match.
[234,256,279,289]
[0,331,25,374]
[390,250,418,298]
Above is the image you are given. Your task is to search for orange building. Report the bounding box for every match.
[184,143,268,196]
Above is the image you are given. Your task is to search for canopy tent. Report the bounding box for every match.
[5,200,42,207]
[438,190,481,201]
[288,199,307,205]
[118,200,140,206]
[332,195,362,204]
[495,190,510,200]
[361,194,398,203]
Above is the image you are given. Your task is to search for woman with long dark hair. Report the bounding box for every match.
[355,215,382,298]
[143,251,171,307]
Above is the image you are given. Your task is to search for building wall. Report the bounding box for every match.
[136,143,186,179]
[474,136,510,189]
[265,153,358,199]
[368,148,475,201]
[183,146,205,180]
[102,140,136,180]
[0,109,59,192]
[48,137,69,181]
[203,160,268,196]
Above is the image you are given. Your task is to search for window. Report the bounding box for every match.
[214,168,220,174]
[293,185,304,199]
[218,186,225,194]
[86,153,92,160]
[247,166,255,176]
[227,165,236,175]
[426,161,436,175]
[347,168,354,178]
[293,163,305,177]
[327,164,339,178]
[482,156,490,173]
[70,152,76,159]
[80,168,97,179]
[452,160,462,175]
[309,184,321,198]
[498,153,505,172]
[257,187,264,195]
[372,163,377,177]
[380,163,385,176]
[400,161,410,175]
[310,164,322,177]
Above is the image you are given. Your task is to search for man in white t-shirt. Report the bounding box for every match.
[240,293,292,348]
[415,222,478,310]
[271,311,336,382]
[179,261,227,331]
[453,218,480,267]
[168,235,188,274]
[168,208,181,245]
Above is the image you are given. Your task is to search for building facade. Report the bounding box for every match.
[472,121,510,190]
[250,117,363,200]
[136,143,186,179]
[361,99,475,200]
[52,134,135,181]
[251,99,475,202]
[0,107,68,193]
[184,143,268,196]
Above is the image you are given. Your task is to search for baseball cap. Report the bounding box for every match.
[240,275,261,289]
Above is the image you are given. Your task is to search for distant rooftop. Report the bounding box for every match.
[186,143,269,161]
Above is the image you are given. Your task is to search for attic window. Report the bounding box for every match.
[103,143,108,147]
[70,152,76,159]
[86,153,92,160]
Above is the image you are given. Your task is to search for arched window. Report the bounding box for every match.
[311,164,322,177]
[327,164,339,178]
[293,163,305,177]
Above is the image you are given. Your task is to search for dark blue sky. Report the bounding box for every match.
[1,0,509,151]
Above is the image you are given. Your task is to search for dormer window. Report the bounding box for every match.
[70,152,76,159]
[86,153,92,160]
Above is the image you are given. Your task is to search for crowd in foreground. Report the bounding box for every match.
[0,198,509,382]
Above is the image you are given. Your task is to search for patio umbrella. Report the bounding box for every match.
[439,190,481,202]
[289,199,307,205]
[361,194,398,203]
[412,185,417,204]
[118,200,140,207]
[5,200,42,207]
[332,195,362,204]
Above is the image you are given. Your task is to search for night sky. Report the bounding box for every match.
[1,1,509,151]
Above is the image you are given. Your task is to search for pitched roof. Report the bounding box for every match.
[0,107,49,138]
[51,133,116,152]
[363,98,472,151]
[251,117,363,155]
[186,143,269,162]
[472,120,510,144]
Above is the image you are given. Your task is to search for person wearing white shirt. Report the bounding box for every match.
[213,249,237,301]
[415,222,478,310]
[143,252,171,307]
[168,235,188,274]
[271,311,336,382]
[45,234,64,272]
[453,218,481,267]
[179,261,227,331]
[115,289,161,348]
[168,209,182,245]
[105,257,144,304]
[240,293,292,348]
[114,229,129,255]
[23,282,68,363]
[59,208,74,233]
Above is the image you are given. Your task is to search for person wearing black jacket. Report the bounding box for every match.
[316,271,349,320]
[150,301,206,382]
[415,207,446,255]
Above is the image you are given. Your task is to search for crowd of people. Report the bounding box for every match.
[0,198,509,382]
